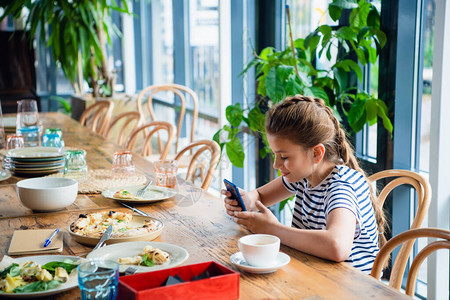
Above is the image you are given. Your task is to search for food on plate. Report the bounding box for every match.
[70,210,159,238]
[0,257,77,294]
[118,245,170,267]
[113,189,142,200]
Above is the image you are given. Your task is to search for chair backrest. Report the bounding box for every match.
[371,228,450,296]
[136,84,199,153]
[125,121,176,159]
[368,169,431,290]
[79,100,114,136]
[104,111,143,146]
[174,139,220,190]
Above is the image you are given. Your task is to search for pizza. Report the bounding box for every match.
[118,245,170,266]
[113,189,142,200]
[70,211,158,238]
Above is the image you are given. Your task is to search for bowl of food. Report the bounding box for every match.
[16,177,78,211]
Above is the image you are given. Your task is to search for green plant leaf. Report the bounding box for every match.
[240,58,261,76]
[365,98,378,125]
[331,0,358,9]
[265,67,286,102]
[226,138,245,168]
[328,4,342,21]
[285,76,304,96]
[259,145,272,159]
[247,106,265,132]
[276,65,295,82]
[225,103,243,127]
[345,59,363,82]
[260,47,274,60]
[293,38,305,50]
[304,87,329,105]
[336,26,357,42]
[333,67,348,93]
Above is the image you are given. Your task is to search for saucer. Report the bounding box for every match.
[230,251,290,274]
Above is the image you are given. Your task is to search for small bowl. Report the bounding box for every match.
[16,177,78,211]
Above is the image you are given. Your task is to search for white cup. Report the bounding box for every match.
[238,234,280,267]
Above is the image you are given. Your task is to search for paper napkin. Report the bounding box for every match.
[8,229,63,255]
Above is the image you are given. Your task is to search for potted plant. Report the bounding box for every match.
[0,0,131,99]
[214,0,392,170]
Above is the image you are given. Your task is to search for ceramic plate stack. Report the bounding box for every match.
[2,147,66,176]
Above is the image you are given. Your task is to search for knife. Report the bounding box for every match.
[119,202,151,217]
[93,224,113,250]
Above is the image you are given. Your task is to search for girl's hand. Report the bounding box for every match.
[232,201,280,233]
[222,188,255,216]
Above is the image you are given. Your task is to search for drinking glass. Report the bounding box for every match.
[45,127,64,147]
[42,133,63,149]
[111,150,135,179]
[64,149,88,181]
[16,99,40,147]
[6,134,24,150]
[154,159,178,188]
[78,259,119,300]
[0,128,5,150]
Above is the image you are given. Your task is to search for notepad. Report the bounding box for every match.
[8,229,63,255]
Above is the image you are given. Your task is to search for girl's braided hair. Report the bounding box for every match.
[265,95,386,248]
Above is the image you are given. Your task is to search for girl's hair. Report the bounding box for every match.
[265,95,387,248]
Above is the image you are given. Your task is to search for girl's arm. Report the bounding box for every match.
[234,203,356,262]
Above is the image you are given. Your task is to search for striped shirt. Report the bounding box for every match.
[282,165,379,273]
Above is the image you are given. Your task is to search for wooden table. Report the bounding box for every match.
[0,112,409,299]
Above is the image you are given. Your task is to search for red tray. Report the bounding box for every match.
[118,261,240,300]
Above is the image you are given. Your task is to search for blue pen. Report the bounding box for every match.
[44,228,60,248]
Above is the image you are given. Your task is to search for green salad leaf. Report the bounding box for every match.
[140,254,154,267]
[42,261,78,275]
[0,263,19,279]
[13,280,62,293]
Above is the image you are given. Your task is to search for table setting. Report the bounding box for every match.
[0,112,411,299]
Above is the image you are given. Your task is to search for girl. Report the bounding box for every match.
[223,95,386,274]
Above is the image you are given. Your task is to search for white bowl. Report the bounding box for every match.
[16,177,78,211]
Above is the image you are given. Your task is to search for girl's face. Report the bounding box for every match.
[267,134,315,183]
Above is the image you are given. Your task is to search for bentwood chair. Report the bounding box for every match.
[174,140,220,191]
[371,228,450,296]
[79,100,114,136]
[124,121,176,160]
[104,111,142,146]
[368,169,431,290]
[136,84,199,154]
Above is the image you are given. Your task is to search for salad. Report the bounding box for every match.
[0,258,78,294]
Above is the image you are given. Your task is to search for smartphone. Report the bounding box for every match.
[223,179,247,211]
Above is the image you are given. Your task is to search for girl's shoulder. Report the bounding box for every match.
[329,165,367,186]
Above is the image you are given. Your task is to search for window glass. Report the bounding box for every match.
[188,0,219,119]
[416,0,435,295]
[152,0,174,86]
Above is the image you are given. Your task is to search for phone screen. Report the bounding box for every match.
[223,179,247,211]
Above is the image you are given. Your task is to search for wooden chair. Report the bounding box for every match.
[79,100,114,136]
[124,121,175,159]
[104,111,142,146]
[174,140,220,190]
[368,169,431,290]
[371,227,450,296]
[136,83,199,153]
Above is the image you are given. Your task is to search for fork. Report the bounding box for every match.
[136,180,152,197]
[124,266,138,276]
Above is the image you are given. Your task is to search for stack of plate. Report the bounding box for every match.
[2,147,66,176]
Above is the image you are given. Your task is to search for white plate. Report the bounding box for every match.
[86,241,189,273]
[2,147,65,159]
[0,170,11,182]
[69,215,164,246]
[102,185,177,203]
[230,251,290,274]
[0,255,84,298]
